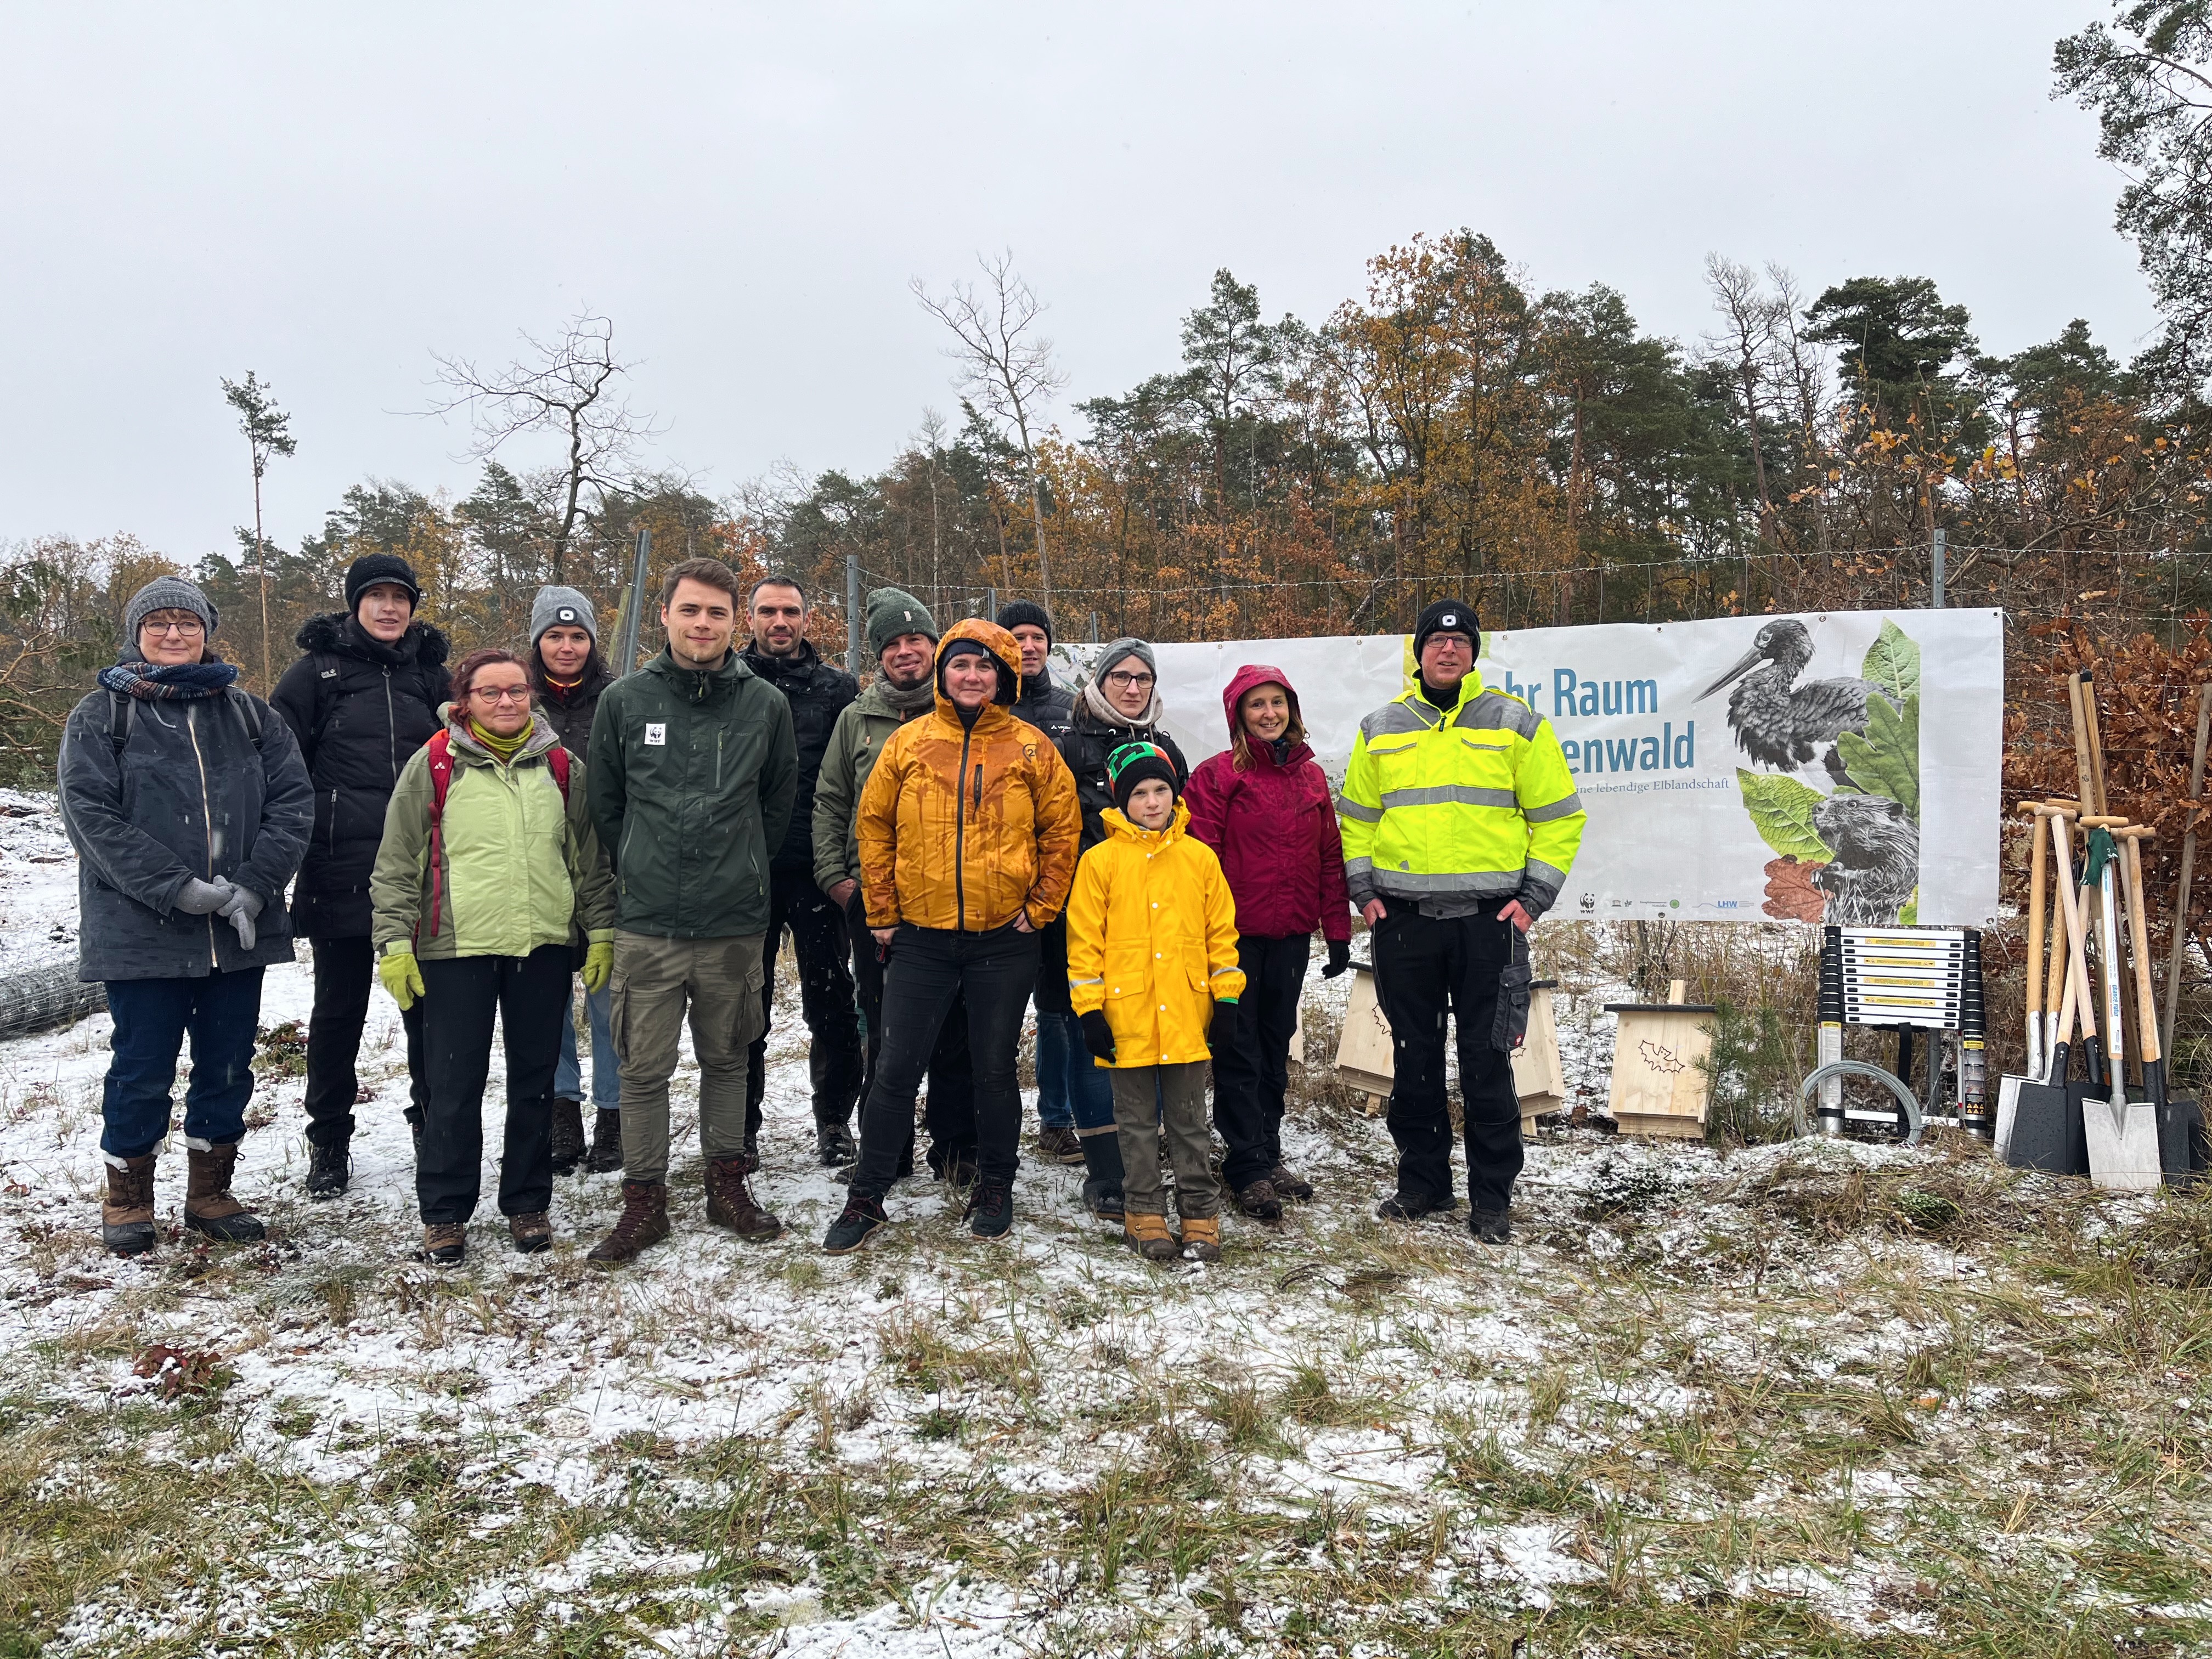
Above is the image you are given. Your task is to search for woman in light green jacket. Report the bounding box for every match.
[370,648,616,1266]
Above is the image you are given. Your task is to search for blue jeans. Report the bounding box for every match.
[1036,1007,1115,1133]
[554,977,619,1110]
[100,969,265,1160]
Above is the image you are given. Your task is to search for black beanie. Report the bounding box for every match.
[1413,599,1479,659]
[1107,741,1180,814]
[346,552,422,611]
[995,599,1052,644]
[936,637,1014,704]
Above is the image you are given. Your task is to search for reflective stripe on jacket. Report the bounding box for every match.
[855,620,1082,933]
[1338,672,1585,918]
[1065,800,1245,1066]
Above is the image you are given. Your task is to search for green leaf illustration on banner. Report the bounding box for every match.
[1737,769,1833,862]
[1837,693,1920,821]
[1861,619,1921,703]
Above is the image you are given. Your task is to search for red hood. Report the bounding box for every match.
[1221,663,1304,748]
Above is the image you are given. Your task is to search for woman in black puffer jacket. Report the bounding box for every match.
[269,554,452,1198]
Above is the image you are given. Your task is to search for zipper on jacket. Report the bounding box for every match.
[953,727,972,932]
[328,788,340,856]
[183,704,219,969]
[383,668,397,780]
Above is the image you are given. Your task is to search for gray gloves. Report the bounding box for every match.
[174,877,264,949]
[217,884,263,950]
[175,878,232,915]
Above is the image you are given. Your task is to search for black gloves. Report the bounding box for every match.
[1079,1009,1117,1063]
[1323,938,1351,978]
[1208,997,1238,1051]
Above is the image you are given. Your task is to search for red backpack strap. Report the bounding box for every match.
[424,731,454,939]
[546,743,571,802]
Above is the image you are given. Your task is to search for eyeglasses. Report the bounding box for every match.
[142,617,205,636]
[469,685,531,704]
[1103,671,1155,690]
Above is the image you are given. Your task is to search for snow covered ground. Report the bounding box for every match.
[1,785,2207,1657]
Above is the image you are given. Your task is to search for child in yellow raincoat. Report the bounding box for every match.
[1065,742,1245,1261]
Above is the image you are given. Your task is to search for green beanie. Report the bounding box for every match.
[866,587,939,655]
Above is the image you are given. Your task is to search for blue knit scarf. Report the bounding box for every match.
[98,660,241,701]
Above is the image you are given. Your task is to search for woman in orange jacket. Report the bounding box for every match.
[823,620,1081,1252]
[1065,743,1245,1261]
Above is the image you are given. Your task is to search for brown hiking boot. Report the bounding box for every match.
[508,1211,552,1254]
[1180,1215,1222,1262]
[1034,1125,1085,1165]
[101,1153,159,1256]
[586,1181,669,1265]
[421,1222,466,1266]
[548,1099,586,1176]
[704,1155,782,1241]
[183,1143,265,1243]
[1233,1178,1283,1222]
[1124,1210,1179,1262]
[1266,1164,1314,1203]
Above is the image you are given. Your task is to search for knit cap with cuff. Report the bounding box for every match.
[123,577,218,642]
[866,587,940,655]
[1107,741,1181,813]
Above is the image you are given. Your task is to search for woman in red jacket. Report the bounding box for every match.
[1184,664,1353,1221]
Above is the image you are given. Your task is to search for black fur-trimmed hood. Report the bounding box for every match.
[293,610,451,667]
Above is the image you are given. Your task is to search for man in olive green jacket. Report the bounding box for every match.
[583,558,798,1263]
[812,587,974,1177]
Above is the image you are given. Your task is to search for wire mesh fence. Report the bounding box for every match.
[0,951,103,1042]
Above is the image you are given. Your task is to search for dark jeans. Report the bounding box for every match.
[1212,932,1311,1190]
[306,934,428,1148]
[415,945,569,1224]
[100,969,265,1160]
[850,921,1039,1197]
[849,889,975,1164]
[1371,901,1522,1213]
[747,866,866,1136]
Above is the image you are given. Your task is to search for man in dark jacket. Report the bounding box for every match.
[269,553,452,1198]
[529,585,621,1175]
[996,601,1093,1170]
[583,557,799,1264]
[738,574,865,1164]
[59,577,314,1254]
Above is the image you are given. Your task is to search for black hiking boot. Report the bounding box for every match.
[1079,1130,1125,1222]
[583,1109,623,1174]
[965,1178,1014,1240]
[1470,1207,1512,1244]
[816,1121,859,1166]
[1233,1178,1283,1222]
[548,1099,586,1176]
[1376,1189,1458,1222]
[822,1194,887,1255]
[305,1139,351,1201]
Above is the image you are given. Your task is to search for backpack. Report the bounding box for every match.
[420,730,571,939]
[109,689,263,754]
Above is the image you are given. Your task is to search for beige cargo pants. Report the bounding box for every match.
[611,931,766,1185]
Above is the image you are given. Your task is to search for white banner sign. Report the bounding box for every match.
[1064,608,2003,927]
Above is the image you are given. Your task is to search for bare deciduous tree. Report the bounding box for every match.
[219,371,295,690]
[1701,255,1782,544]
[428,312,661,583]
[912,253,1068,605]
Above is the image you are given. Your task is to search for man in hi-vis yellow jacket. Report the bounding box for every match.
[1338,600,1585,1242]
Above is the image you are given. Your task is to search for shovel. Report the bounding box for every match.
[1996,800,2053,1159]
[2007,804,2092,1175]
[2120,823,2209,1186]
[2083,816,2161,1189]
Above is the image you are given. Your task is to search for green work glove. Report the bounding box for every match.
[581,940,614,994]
[378,949,425,1011]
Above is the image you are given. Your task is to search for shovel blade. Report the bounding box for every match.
[1995,1074,2024,1161]
[2006,1079,2089,1175]
[2084,1097,2164,1191]
[2160,1096,2208,1187]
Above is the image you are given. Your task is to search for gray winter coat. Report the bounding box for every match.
[58,678,315,983]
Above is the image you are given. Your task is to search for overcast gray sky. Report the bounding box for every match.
[0,1,2157,565]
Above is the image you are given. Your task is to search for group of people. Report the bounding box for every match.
[59,556,1586,1266]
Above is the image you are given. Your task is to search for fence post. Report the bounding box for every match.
[1931,527,1946,609]
[845,554,861,670]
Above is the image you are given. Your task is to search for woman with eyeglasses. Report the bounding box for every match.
[1065,640,1188,849]
[368,648,615,1266]
[58,577,314,1256]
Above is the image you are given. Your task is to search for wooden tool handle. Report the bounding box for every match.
[2068,675,2098,817]
[2081,815,2132,829]
[2022,804,2049,1022]
[2122,832,2161,1065]
[2083,668,2111,818]
[2049,811,2098,1039]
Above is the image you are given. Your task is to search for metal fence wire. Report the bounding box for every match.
[0,952,104,1042]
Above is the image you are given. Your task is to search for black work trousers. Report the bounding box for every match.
[747,866,866,1138]
[414,944,571,1225]
[1370,901,1522,1214]
[1211,932,1311,1191]
[849,889,974,1167]
[850,921,1037,1198]
[305,934,428,1149]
